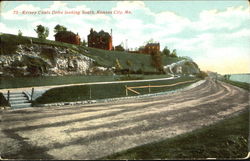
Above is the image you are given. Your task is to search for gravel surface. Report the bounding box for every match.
[0,78,249,159]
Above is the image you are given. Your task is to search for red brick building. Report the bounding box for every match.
[144,43,160,54]
[54,31,81,45]
[87,28,112,50]
[135,43,160,55]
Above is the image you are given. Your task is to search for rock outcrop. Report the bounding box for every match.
[0,43,201,77]
[163,59,200,76]
[0,44,114,77]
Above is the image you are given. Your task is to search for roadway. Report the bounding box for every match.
[0,78,249,159]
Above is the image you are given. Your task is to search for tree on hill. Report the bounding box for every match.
[34,25,49,39]
[18,30,22,36]
[162,46,171,56]
[144,38,155,45]
[81,39,87,47]
[115,58,123,71]
[170,49,177,57]
[151,51,164,73]
[115,44,125,51]
[54,24,67,34]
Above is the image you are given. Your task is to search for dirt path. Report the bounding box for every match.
[0,78,249,159]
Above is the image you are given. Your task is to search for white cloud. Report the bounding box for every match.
[0,23,17,34]
[224,28,250,39]
[49,1,67,10]
[190,6,249,31]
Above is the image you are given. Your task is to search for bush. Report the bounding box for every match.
[196,71,208,79]
[151,52,164,73]
[0,93,9,107]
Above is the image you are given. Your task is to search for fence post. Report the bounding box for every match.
[148,84,151,94]
[89,85,92,99]
[31,88,34,101]
[7,90,10,102]
[125,85,128,96]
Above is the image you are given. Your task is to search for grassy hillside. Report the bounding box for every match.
[0,74,172,89]
[0,33,183,73]
[33,76,198,105]
[221,79,250,91]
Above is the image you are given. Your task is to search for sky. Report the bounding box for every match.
[1,0,249,74]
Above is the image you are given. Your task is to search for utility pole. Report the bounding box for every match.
[126,39,128,51]
[89,85,92,99]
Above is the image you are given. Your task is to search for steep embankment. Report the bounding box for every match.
[0,33,200,77]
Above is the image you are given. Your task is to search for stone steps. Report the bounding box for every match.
[4,91,32,109]
[11,103,32,109]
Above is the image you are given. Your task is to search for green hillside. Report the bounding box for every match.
[0,33,183,73]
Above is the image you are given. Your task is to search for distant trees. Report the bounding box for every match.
[170,49,177,57]
[161,46,178,57]
[115,44,125,51]
[54,24,67,34]
[18,30,22,36]
[162,46,170,56]
[34,25,49,39]
[196,71,208,79]
[151,51,164,73]
[81,39,87,47]
[144,38,156,45]
[224,74,231,80]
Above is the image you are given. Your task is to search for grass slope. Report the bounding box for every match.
[0,33,183,73]
[221,79,250,91]
[0,74,172,89]
[103,110,249,159]
[33,76,198,105]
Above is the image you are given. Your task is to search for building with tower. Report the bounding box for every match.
[87,28,113,50]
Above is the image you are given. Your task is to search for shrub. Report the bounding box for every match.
[196,71,208,79]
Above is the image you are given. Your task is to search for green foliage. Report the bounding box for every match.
[151,51,164,73]
[0,93,9,106]
[222,79,249,91]
[170,49,177,57]
[0,74,173,89]
[115,44,125,51]
[81,39,87,47]
[54,24,67,34]
[144,38,156,45]
[117,75,144,81]
[18,30,22,36]
[115,58,123,70]
[103,110,249,159]
[162,46,171,56]
[224,74,231,80]
[196,71,208,79]
[34,25,49,39]
[126,60,133,67]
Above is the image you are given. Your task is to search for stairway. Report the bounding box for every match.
[4,92,32,109]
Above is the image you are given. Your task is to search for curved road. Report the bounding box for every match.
[1,78,249,159]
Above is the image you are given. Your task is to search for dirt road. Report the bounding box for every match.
[1,78,249,159]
